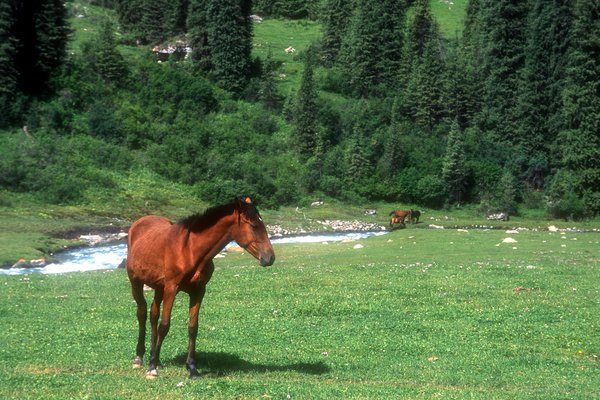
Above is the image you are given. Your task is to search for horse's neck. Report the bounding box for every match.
[186,213,236,263]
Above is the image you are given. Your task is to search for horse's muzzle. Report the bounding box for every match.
[260,252,275,267]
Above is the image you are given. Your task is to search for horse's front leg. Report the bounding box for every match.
[186,285,206,378]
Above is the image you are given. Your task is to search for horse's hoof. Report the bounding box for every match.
[145,369,158,379]
[188,369,201,379]
[133,356,143,369]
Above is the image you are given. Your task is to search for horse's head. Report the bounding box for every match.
[232,197,275,267]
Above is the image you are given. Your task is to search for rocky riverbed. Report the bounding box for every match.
[268,219,386,237]
[8,220,387,269]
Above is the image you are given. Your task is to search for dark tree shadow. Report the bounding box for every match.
[170,352,329,377]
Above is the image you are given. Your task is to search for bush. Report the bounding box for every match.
[545,169,588,220]
[415,175,447,208]
[196,180,255,206]
[522,188,545,209]
[547,192,586,221]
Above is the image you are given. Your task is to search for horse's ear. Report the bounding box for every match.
[238,196,259,220]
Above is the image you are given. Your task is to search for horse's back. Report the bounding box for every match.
[127,216,173,287]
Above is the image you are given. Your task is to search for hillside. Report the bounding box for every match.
[1,0,599,266]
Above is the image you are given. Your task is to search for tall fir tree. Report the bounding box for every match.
[274,0,311,19]
[141,0,172,43]
[115,0,145,38]
[187,0,211,70]
[204,0,253,93]
[320,0,353,66]
[339,0,405,97]
[85,19,127,84]
[442,120,468,204]
[0,0,17,126]
[11,0,70,95]
[556,0,600,214]
[171,0,190,35]
[345,121,371,187]
[378,97,405,177]
[516,0,574,155]
[477,0,530,144]
[293,54,319,159]
[401,0,447,130]
[258,48,281,110]
[457,0,486,126]
[399,0,438,81]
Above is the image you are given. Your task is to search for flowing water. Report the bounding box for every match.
[1,231,387,276]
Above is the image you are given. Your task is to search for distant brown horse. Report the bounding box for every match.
[126,197,275,379]
[410,209,421,224]
[389,210,412,228]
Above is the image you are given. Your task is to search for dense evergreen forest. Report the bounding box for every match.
[0,0,598,219]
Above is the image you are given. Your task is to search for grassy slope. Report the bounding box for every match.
[431,0,467,38]
[1,228,598,398]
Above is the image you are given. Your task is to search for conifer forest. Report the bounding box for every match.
[0,0,598,219]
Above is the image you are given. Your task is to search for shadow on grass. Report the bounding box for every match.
[171,352,330,376]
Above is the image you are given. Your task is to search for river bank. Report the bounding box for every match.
[5,218,389,270]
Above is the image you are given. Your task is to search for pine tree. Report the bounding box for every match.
[477,0,529,144]
[345,122,371,187]
[275,0,310,19]
[115,0,145,38]
[339,0,405,97]
[259,48,281,110]
[0,0,17,126]
[457,0,486,126]
[442,120,468,204]
[86,19,127,84]
[321,0,353,66]
[293,54,318,158]
[405,40,447,130]
[171,0,190,35]
[399,0,447,129]
[11,0,70,95]
[557,0,600,214]
[187,0,211,70]
[204,0,253,93]
[400,0,438,81]
[495,170,518,215]
[253,0,275,15]
[516,0,574,155]
[378,97,405,177]
[141,0,172,44]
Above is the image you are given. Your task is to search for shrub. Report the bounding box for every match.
[196,180,255,205]
[545,169,588,220]
[547,192,586,221]
[415,175,447,208]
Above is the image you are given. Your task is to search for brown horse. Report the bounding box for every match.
[410,209,421,224]
[389,210,412,228]
[126,197,275,379]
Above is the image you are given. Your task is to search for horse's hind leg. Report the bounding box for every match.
[131,280,147,369]
[146,287,164,378]
[186,285,207,378]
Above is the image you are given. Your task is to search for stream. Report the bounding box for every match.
[0,231,387,276]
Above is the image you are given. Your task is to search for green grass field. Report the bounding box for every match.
[1,227,598,399]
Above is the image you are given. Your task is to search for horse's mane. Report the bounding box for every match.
[177,202,237,233]
[177,199,260,234]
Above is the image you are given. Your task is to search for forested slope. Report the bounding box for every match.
[0,0,598,219]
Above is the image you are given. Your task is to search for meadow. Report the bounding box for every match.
[1,226,598,399]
